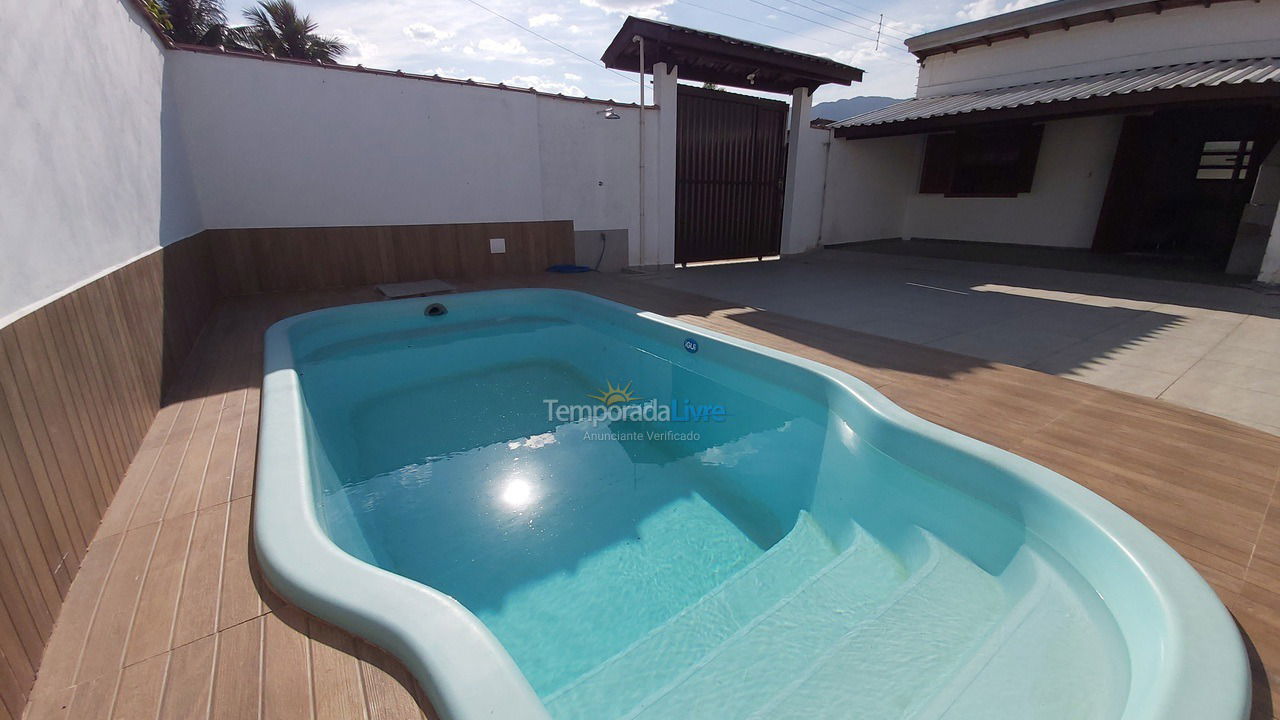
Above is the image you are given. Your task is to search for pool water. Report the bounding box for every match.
[292,300,1132,719]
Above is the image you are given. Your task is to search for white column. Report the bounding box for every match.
[650,62,678,268]
[1254,140,1280,283]
[780,86,813,256]
[1260,220,1280,283]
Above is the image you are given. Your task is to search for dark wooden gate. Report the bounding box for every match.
[675,85,788,264]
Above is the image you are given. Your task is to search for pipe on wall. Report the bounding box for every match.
[634,34,646,268]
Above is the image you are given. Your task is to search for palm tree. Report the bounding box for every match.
[158,0,233,46]
[235,0,347,63]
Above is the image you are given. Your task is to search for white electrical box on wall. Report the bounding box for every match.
[489,238,506,254]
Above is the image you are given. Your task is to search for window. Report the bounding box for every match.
[919,125,1044,197]
[1196,140,1253,181]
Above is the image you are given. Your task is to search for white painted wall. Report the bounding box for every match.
[0,0,202,324]
[903,116,1122,247]
[820,116,1123,249]
[820,135,919,245]
[918,2,1280,97]
[785,126,833,254]
[167,50,662,266]
[537,95,658,264]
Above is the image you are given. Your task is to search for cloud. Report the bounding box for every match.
[475,37,528,55]
[955,0,1050,22]
[820,44,886,67]
[403,22,454,46]
[579,0,672,20]
[328,29,384,66]
[506,74,586,96]
[267,0,922,99]
[463,37,556,65]
[528,12,561,27]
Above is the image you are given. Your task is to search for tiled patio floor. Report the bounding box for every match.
[651,249,1280,434]
[22,273,1280,719]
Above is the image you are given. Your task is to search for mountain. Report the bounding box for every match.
[811,96,904,123]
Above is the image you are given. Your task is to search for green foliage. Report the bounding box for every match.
[160,0,228,45]
[150,0,344,63]
[141,0,173,31]
[235,0,347,63]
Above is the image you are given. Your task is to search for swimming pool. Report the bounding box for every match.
[255,288,1249,720]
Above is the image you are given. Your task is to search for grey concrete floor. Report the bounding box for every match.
[640,249,1280,435]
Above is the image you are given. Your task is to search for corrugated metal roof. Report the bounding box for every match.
[832,57,1280,128]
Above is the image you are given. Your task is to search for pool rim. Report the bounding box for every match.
[254,287,1250,720]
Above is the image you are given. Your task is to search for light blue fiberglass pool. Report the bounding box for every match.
[255,289,1248,720]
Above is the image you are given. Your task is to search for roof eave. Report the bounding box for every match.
[907,0,1256,60]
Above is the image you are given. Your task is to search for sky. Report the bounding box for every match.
[224,0,1049,103]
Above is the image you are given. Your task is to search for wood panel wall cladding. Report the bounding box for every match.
[208,220,576,296]
[0,238,217,715]
[0,219,573,715]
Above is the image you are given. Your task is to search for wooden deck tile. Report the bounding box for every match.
[125,393,208,532]
[21,278,1280,720]
[31,532,123,696]
[21,685,71,720]
[122,511,196,667]
[110,653,166,720]
[73,522,160,684]
[170,502,230,649]
[64,669,116,720]
[358,642,437,720]
[94,404,179,540]
[209,615,263,719]
[309,619,370,720]
[155,634,216,720]
[218,496,265,632]
[262,608,314,720]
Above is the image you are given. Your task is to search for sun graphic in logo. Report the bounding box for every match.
[588,380,640,406]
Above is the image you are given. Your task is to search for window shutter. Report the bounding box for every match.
[919,134,957,194]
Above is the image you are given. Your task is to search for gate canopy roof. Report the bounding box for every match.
[602,17,864,94]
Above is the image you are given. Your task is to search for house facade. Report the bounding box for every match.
[821,0,1280,281]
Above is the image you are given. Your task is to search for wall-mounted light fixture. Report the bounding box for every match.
[597,107,621,120]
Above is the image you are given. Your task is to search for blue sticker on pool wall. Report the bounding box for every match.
[684,338,699,354]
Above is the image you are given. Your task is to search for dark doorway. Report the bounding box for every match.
[1092,105,1279,273]
[675,85,788,264]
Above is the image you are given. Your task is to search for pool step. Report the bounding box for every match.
[621,527,920,720]
[906,550,1127,720]
[543,512,840,719]
[744,537,1008,720]
[904,549,1050,720]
